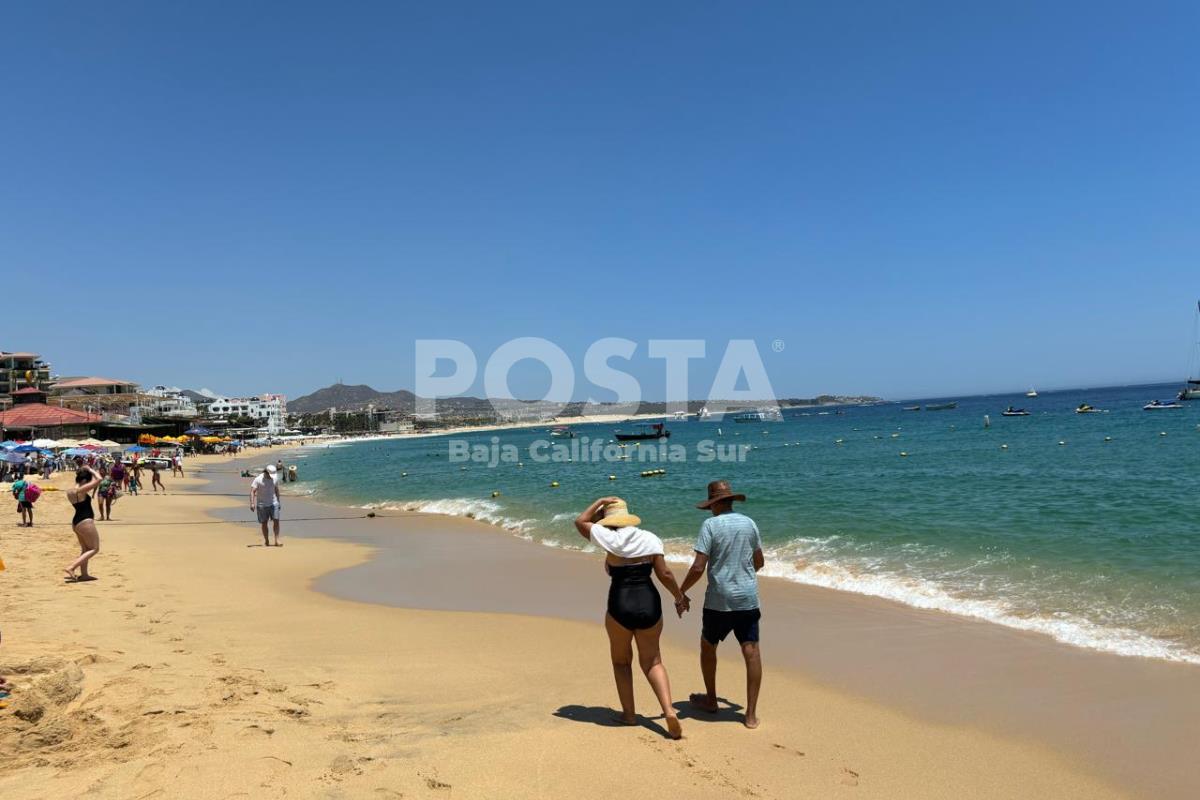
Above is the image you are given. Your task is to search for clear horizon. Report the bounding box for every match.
[4,3,1198,401]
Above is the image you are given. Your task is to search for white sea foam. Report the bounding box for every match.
[363,497,539,536]
[754,542,1200,666]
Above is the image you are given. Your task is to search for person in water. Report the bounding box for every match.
[574,496,687,740]
[680,480,765,729]
[65,466,103,582]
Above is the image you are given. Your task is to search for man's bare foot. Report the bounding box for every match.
[614,711,637,725]
[665,715,683,740]
[689,693,719,713]
[744,714,760,729]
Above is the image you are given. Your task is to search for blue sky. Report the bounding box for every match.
[3,2,1198,402]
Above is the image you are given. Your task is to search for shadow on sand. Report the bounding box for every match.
[553,704,674,739]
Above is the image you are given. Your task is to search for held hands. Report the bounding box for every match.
[674,595,692,617]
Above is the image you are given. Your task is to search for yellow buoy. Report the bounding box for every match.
[491,491,501,498]
[609,475,617,481]
[550,481,559,488]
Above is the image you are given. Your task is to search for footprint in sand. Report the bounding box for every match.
[840,766,860,786]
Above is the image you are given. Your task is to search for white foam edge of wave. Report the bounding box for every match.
[741,546,1200,666]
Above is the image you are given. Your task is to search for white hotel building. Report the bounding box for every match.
[205,393,288,435]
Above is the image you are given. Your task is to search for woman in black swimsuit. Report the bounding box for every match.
[65,466,102,582]
[575,496,688,739]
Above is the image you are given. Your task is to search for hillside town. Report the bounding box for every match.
[0,349,293,445]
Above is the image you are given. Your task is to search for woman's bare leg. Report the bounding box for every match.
[604,614,636,723]
[66,521,100,579]
[634,620,682,739]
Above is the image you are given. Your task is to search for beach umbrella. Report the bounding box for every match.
[13,444,39,453]
[100,440,120,448]
[0,452,28,464]
[80,438,104,446]
[184,426,213,436]
[33,438,57,448]
[63,447,92,456]
[125,444,148,452]
[0,441,18,449]
[56,438,80,448]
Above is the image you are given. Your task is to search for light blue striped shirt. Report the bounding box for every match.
[694,512,762,611]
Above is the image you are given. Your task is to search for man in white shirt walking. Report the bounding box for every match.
[250,464,283,547]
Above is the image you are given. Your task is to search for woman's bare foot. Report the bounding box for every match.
[744,714,760,729]
[614,711,637,725]
[689,692,719,713]
[665,715,683,740]
[63,568,77,581]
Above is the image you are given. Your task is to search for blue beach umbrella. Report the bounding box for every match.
[63,447,92,456]
[13,444,39,453]
[1,452,28,464]
[0,441,18,449]
[125,444,148,452]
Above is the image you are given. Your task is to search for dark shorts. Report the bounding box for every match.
[17,500,33,511]
[702,608,761,645]
[256,504,279,524]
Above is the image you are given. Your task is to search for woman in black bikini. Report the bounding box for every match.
[574,496,688,739]
[65,466,102,582]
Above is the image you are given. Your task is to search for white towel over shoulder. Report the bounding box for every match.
[589,524,664,559]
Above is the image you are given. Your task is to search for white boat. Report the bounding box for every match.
[1026,388,1038,398]
[1144,400,1183,410]
[732,407,783,423]
[698,406,712,420]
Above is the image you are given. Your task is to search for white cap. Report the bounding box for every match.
[266,464,277,475]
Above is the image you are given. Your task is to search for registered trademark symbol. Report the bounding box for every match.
[771,339,785,353]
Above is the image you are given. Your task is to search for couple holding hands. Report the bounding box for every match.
[573,480,764,740]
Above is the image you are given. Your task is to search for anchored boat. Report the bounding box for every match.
[614,422,671,441]
[1002,407,1030,417]
[924,402,957,411]
[1178,300,1200,401]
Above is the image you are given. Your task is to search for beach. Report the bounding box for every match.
[0,451,1189,798]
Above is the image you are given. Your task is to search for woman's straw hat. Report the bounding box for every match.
[597,498,641,528]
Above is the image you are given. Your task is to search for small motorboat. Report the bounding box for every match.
[1075,404,1104,414]
[614,422,670,441]
[902,405,921,411]
[549,426,575,438]
[924,402,957,411]
[1144,400,1183,410]
[1026,388,1039,398]
[1001,407,1030,417]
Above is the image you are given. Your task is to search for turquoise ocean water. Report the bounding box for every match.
[288,383,1200,664]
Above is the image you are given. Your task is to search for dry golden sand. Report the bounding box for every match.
[0,454,1128,798]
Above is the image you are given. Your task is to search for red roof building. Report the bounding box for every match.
[0,402,101,432]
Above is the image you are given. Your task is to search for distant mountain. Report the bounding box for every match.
[288,383,418,414]
[289,382,883,418]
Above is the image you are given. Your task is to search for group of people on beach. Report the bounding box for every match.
[574,479,763,739]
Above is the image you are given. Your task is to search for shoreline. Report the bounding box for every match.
[208,452,1200,798]
[0,451,1173,798]
[291,435,1200,667]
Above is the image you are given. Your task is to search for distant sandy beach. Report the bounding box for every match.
[1,451,1190,798]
